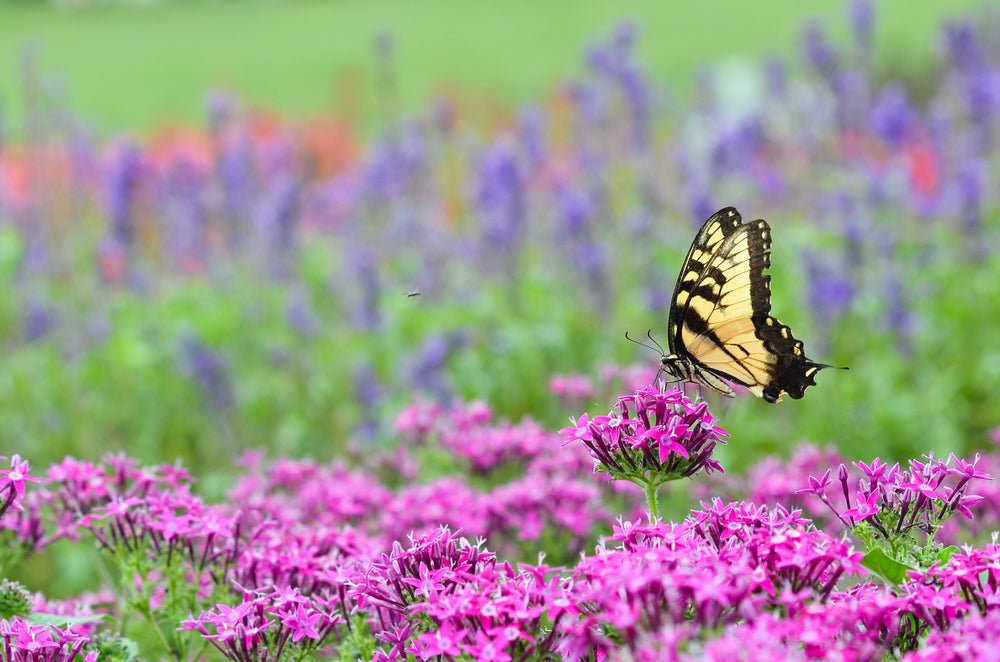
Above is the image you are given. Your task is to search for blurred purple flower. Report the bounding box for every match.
[474,138,525,261]
[350,251,382,330]
[941,22,980,72]
[965,70,1000,144]
[885,275,913,353]
[285,286,318,337]
[203,88,234,136]
[868,83,917,150]
[957,160,986,260]
[869,84,916,149]
[253,173,299,278]
[848,0,875,55]
[555,185,593,235]
[409,332,466,402]
[179,334,235,412]
[21,298,55,343]
[353,362,383,443]
[617,64,652,151]
[802,21,839,80]
[803,251,854,329]
[763,57,788,99]
[217,135,255,237]
[104,139,144,249]
[163,153,207,272]
[518,107,546,168]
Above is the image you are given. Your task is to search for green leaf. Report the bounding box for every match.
[120,637,140,660]
[27,613,107,627]
[936,545,960,567]
[861,547,914,586]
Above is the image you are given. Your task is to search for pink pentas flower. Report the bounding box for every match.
[843,490,881,522]
[462,630,512,662]
[904,610,1000,662]
[280,604,325,642]
[407,623,466,659]
[550,373,596,408]
[802,452,990,546]
[559,413,593,445]
[559,386,727,485]
[0,616,92,660]
[393,401,444,441]
[0,455,39,500]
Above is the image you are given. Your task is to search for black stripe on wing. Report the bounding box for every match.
[741,217,834,401]
[667,206,743,354]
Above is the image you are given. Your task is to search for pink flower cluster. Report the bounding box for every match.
[0,455,39,525]
[0,617,97,662]
[353,526,569,661]
[800,454,989,540]
[560,385,728,483]
[180,585,345,661]
[4,386,1000,660]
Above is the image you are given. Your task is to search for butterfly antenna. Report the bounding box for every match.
[645,329,666,355]
[625,330,664,355]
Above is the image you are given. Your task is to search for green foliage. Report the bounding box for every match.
[3,224,1000,474]
[84,631,139,662]
[0,579,31,619]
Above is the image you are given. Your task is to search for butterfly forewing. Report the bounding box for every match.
[667,207,744,345]
[667,207,838,402]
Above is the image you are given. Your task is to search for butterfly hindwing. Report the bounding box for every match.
[667,207,836,402]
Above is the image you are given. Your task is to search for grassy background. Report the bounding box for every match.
[0,0,986,135]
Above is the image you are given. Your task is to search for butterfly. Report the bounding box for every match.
[656,206,843,403]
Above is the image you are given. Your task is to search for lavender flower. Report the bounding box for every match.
[407,332,466,403]
[103,139,144,250]
[474,138,526,269]
[285,285,318,337]
[869,83,916,149]
[941,22,980,72]
[803,250,854,333]
[20,298,56,343]
[352,362,383,442]
[849,0,875,57]
[801,21,839,80]
[179,334,235,412]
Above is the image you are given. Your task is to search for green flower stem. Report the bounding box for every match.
[644,479,661,521]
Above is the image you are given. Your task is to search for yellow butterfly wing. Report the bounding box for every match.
[668,207,837,402]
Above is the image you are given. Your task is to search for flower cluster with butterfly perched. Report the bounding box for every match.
[560,385,728,518]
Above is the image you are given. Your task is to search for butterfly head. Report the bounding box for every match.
[658,353,688,381]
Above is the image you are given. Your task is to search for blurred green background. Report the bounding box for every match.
[0,0,984,132]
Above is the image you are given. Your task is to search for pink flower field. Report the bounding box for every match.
[2,374,1000,660]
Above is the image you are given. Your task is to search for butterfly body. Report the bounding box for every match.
[660,206,841,403]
